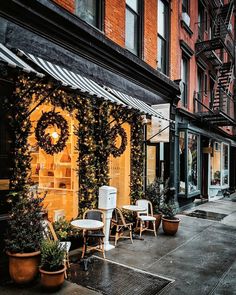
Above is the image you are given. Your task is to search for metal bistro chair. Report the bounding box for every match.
[136,199,157,237]
[110,208,133,246]
[82,209,105,259]
[41,219,71,278]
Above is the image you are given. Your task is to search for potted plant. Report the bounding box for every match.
[5,189,46,284]
[53,218,83,251]
[160,185,180,235]
[39,240,66,290]
[145,178,163,230]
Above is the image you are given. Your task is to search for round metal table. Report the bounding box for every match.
[71,219,104,271]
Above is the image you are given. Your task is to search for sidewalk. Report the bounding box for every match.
[1,197,236,294]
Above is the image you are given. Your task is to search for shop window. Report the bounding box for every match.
[187,133,199,193]
[29,104,79,221]
[210,142,221,186]
[179,131,186,193]
[157,0,169,74]
[109,122,131,207]
[76,0,103,29]
[179,131,199,195]
[125,0,142,56]
[222,143,229,186]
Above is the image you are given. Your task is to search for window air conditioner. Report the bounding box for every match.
[182,12,190,27]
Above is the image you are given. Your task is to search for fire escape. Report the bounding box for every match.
[194,0,235,126]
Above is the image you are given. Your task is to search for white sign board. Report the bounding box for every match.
[149,104,170,143]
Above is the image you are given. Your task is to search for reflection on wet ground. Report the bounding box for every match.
[186,210,227,221]
[70,256,172,295]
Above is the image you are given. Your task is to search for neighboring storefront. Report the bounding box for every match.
[176,121,233,203]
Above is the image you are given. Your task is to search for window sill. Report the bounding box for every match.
[181,20,193,37]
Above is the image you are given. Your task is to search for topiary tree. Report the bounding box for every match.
[5,188,46,253]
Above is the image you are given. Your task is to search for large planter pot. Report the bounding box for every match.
[40,266,66,290]
[7,250,40,284]
[153,213,162,230]
[162,217,180,235]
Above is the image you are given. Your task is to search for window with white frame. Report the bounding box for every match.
[157,0,169,74]
[125,0,141,56]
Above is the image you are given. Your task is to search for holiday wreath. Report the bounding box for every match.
[35,111,69,155]
[110,124,128,157]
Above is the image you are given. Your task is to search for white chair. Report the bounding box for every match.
[136,199,156,237]
[41,220,71,277]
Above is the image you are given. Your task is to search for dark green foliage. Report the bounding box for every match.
[159,180,178,219]
[145,178,162,214]
[53,218,81,240]
[5,189,46,253]
[130,114,145,203]
[40,240,66,272]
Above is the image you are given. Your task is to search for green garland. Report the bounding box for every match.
[130,113,145,203]
[35,111,69,155]
[13,74,145,214]
[110,124,128,158]
[10,76,33,191]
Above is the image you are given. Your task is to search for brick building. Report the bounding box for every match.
[169,0,235,203]
[0,0,235,280]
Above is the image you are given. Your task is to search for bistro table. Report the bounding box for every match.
[122,205,146,240]
[71,219,104,271]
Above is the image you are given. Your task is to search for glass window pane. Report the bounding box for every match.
[181,57,188,105]
[211,142,221,186]
[125,9,138,55]
[146,146,157,184]
[222,144,229,185]
[126,0,138,13]
[77,0,97,27]
[182,0,188,13]
[158,0,165,37]
[188,133,199,193]
[157,36,166,73]
[179,131,186,193]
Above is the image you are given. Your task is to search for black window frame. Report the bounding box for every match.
[182,0,189,14]
[125,0,143,57]
[181,54,189,107]
[157,0,170,75]
[198,0,205,41]
[75,0,104,31]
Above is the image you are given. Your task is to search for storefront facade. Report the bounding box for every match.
[0,1,179,225]
[175,118,234,204]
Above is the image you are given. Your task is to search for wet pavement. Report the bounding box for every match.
[1,196,236,294]
[186,209,228,221]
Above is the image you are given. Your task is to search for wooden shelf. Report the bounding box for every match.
[38,187,73,192]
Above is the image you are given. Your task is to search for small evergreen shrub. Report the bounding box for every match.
[40,240,66,272]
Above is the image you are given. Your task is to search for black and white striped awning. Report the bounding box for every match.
[17,50,173,122]
[106,88,174,123]
[0,43,43,77]
[19,51,125,106]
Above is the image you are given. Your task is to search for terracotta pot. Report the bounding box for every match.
[7,251,40,284]
[40,266,66,290]
[153,213,162,230]
[162,217,180,235]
